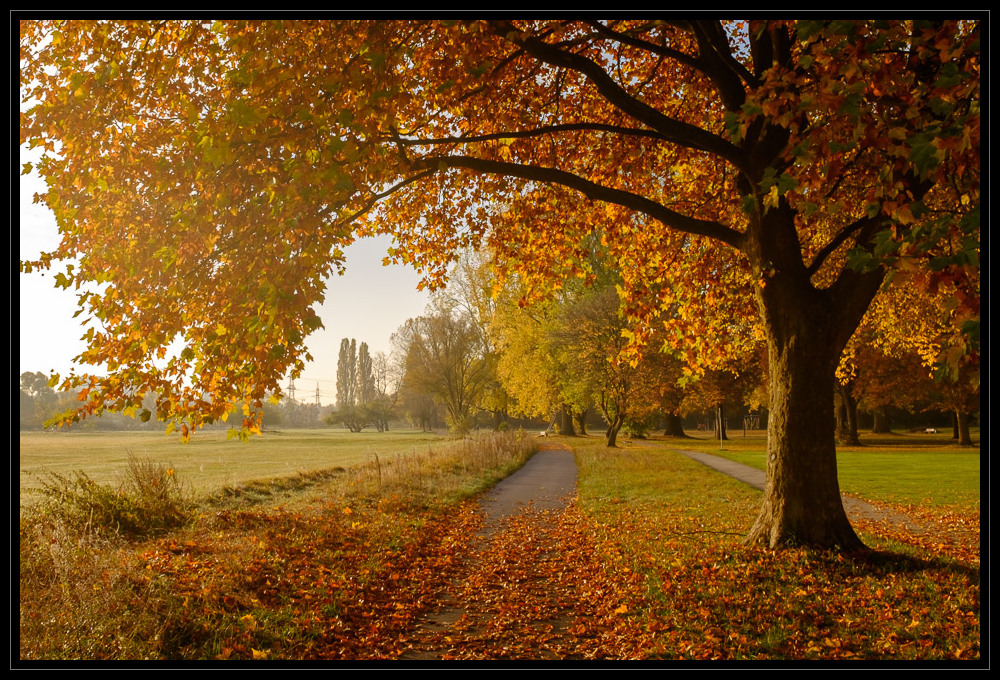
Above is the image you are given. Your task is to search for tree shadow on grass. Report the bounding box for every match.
[836,547,980,581]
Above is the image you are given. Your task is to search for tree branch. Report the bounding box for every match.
[419,154,745,249]
[690,21,757,108]
[584,20,701,71]
[489,20,748,172]
[333,168,437,230]
[388,122,670,148]
[806,215,881,277]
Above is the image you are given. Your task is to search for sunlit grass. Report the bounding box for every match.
[19,430,537,660]
[665,430,980,508]
[18,429,980,661]
[570,435,980,661]
[19,428,457,504]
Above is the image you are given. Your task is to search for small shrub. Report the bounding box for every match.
[29,453,192,538]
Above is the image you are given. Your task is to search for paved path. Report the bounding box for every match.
[399,440,975,659]
[477,441,578,533]
[476,442,901,530]
[398,441,580,660]
[671,448,950,536]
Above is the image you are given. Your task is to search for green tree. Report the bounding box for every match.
[332,337,368,432]
[397,299,492,434]
[550,286,661,447]
[491,287,566,429]
[441,253,512,430]
[356,341,376,406]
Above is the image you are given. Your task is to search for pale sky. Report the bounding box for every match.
[18,147,433,406]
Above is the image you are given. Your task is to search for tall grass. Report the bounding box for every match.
[18,430,537,660]
[20,454,195,659]
[27,454,193,538]
[348,430,537,507]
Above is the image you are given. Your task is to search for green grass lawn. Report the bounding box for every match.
[660,430,980,508]
[567,434,980,661]
[18,428,457,503]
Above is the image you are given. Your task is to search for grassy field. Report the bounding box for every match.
[662,430,981,508]
[570,434,980,661]
[18,427,980,661]
[18,429,541,660]
[19,428,458,504]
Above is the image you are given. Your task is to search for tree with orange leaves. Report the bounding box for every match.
[20,19,979,549]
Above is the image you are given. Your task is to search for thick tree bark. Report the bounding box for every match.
[744,212,881,550]
[746,312,863,549]
[663,411,689,438]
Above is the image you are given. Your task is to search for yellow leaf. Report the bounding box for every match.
[251,648,268,660]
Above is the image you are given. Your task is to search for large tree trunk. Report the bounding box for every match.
[746,311,863,550]
[663,410,689,438]
[744,216,881,550]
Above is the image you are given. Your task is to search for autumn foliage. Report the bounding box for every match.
[19,435,979,661]
[20,19,979,549]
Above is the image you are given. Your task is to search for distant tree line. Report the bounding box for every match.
[21,250,978,445]
[319,251,978,446]
[18,370,327,432]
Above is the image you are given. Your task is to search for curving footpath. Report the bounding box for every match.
[473,442,931,537]
[671,448,974,545]
[398,441,581,660]
[675,447,898,522]
[398,440,974,659]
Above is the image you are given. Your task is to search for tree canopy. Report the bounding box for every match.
[20,19,980,548]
